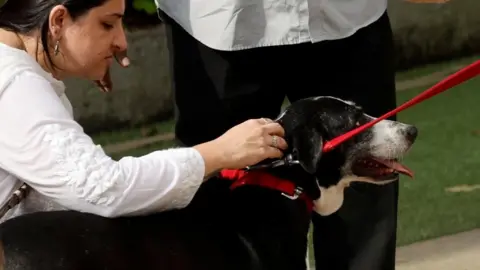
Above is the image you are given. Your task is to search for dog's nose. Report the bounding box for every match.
[405,126,418,143]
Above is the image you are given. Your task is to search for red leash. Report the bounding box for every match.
[323,60,480,153]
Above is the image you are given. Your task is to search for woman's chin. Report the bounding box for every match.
[85,67,110,82]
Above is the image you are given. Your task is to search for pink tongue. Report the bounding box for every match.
[373,158,414,178]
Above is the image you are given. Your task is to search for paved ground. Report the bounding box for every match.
[306,229,480,270]
[395,229,480,270]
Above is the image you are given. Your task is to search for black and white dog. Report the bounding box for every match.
[0,96,417,270]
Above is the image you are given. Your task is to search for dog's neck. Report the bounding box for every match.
[266,165,349,217]
[264,162,386,217]
[226,167,312,269]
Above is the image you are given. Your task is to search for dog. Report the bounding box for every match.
[0,96,418,270]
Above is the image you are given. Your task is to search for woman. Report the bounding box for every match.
[0,0,287,222]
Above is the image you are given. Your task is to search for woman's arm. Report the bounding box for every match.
[0,72,209,217]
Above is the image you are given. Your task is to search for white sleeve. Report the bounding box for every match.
[0,72,206,217]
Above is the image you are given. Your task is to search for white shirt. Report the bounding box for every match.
[0,43,206,222]
[155,0,388,51]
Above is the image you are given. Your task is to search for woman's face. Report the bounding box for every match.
[49,0,127,80]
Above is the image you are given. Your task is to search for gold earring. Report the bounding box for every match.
[54,40,60,56]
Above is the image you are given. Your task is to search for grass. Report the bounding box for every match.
[90,56,480,250]
[396,76,480,246]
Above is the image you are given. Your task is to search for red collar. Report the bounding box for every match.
[219,169,313,212]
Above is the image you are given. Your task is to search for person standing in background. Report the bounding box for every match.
[111,0,400,269]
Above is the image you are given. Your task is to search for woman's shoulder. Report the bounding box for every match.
[0,43,66,99]
[0,42,40,79]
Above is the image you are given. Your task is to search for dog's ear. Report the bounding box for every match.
[291,126,323,174]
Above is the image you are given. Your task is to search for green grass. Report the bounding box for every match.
[396,76,480,246]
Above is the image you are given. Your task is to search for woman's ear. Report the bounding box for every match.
[48,5,70,40]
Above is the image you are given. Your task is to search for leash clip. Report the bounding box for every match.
[245,154,300,171]
[283,153,300,166]
[281,187,303,200]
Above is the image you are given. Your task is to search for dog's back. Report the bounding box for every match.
[0,202,277,270]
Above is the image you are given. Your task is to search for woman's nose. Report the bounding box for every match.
[114,27,128,53]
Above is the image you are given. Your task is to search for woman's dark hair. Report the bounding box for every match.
[0,0,109,66]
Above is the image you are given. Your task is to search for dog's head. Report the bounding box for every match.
[276,96,418,216]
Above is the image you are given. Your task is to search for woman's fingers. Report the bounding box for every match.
[255,119,288,150]
[260,118,274,124]
[268,135,288,150]
[261,122,285,137]
[263,146,284,159]
[114,50,130,67]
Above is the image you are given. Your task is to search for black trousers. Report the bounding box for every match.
[160,11,398,270]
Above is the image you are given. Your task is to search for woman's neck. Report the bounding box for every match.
[0,29,62,80]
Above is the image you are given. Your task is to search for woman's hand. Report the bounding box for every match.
[95,50,130,92]
[214,118,288,167]
[193,118,288,176]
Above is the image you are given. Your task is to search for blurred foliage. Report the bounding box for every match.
[132,0,157,15]
[124,0,161,29]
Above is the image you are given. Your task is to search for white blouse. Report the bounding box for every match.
[0,43,205,222]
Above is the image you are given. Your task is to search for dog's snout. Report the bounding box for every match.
[405,126,418,143]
